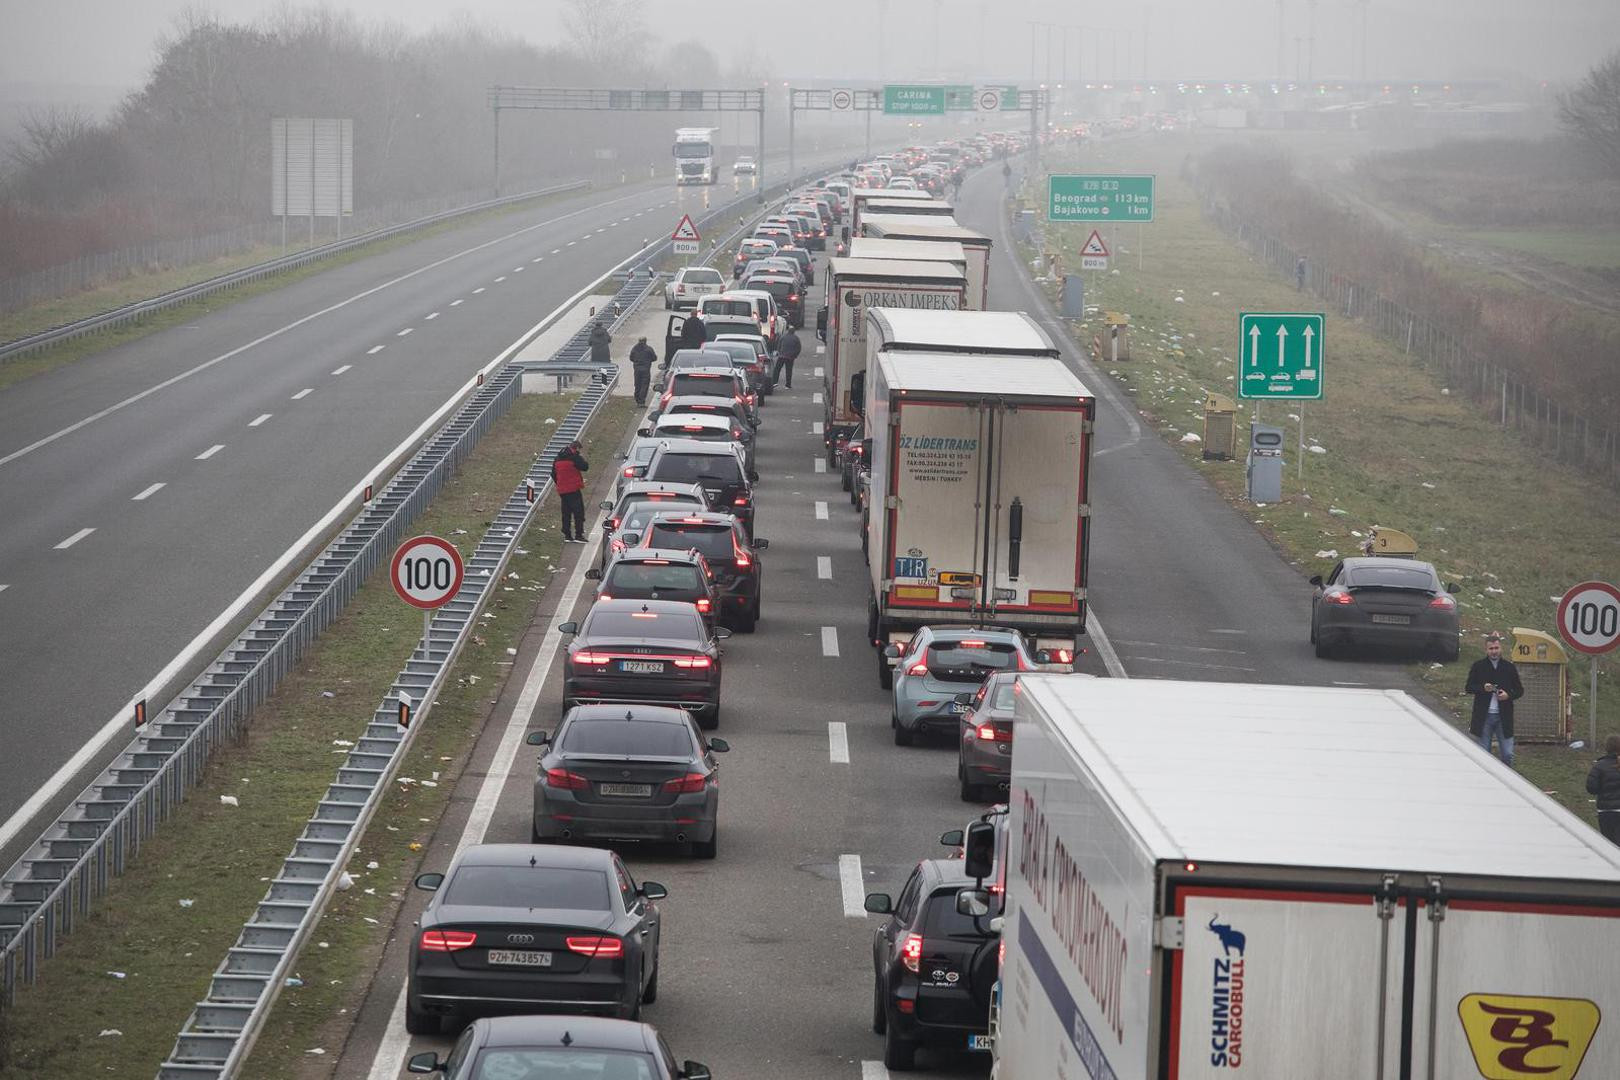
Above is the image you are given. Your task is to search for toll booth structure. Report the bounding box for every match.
[1510,627,1571,744]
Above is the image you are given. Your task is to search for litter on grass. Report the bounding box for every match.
[219,795,239,807]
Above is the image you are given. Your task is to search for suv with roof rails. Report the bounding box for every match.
[586,548,719,630]
[630,511,767,633]
[642,438,757,533]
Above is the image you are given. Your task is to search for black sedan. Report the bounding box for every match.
[1310,557,1460,660]
[529,704,730,858]
[407,1015,711,1079]
[560,599,727,727]
[406,844,666,1032]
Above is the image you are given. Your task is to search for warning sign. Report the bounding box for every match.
[672,213,701,255]
[1080,229,1110,257]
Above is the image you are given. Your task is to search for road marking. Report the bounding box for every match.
[425,312,439,320]
[550,248,562,254]
[828,722,850,764]
[815,501,828,520]
[450,299,464,306]
[821,625,839,656]
[812,391,824,404]
[195,444,224,460]
[594,228,605,234]
[1208,628,1246,634]
[1124,654,1258,674]
[861,1065,890,1080]
[331,365,351,375]
[816,344,826,354]
[396,327,413,337]
[473,287,486,294]
[531,256,543,263]
[494,276,507,283]
[580,234,593,241]
[814,458,826,473]
[54,528,95,550]
[291,388,313,400]
[0,585,8,594]
[566,241,576,247]
[512,266,524,272]
[367,345,385,355]
[1333,680,1368,686]
[132,483,165,501]
[249,413,272,426]
[811,421,824,435]
[838,853,865,917]
[817,556,832,580]
[814,366,824,377]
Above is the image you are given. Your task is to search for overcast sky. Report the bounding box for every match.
[3,0,1617,100]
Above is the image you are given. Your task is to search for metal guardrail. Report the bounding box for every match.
[0,181,590,364]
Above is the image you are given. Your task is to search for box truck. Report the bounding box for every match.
[848,238,972,306]
[861,216,992,309]
[862,308,1060,419]
[853,196,957,238]
[820,258,967,467]
[987,678,1620,1080]
[864,353,1093,688]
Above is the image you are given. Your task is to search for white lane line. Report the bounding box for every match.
[838,853,865,917]
[367,345,385,355]
[815,501,828,520]
[531,256,543,263]
[195,444,224,460]
[817,556,832,579]
[816,344,826,354]
[814,365,824,377]
[1333,680,1368,687]
[396,327,413,337]
[812,391,824,404]
[1123,654,1256,673]
[249,413,272,426]
[580,234,593,241]
[550,248,562,254]
[814,458,827,473]
[331,364,351,375]
[1089,610,1127,679]
[862,1064,890,1080]
[450,299,464,306]
[821,625,839,656]
[364,527,606,1080]
[425,312,440,320]
[131,482,166,501]
[512,266,525,272]
[54,528,95,550]
[811,421,824,435]
[290,388,313,400]
[0,585,8,594]
[565,241,576,247]
[494,276,507,283]
[473,287,486,294]
[828,722,850,764]
[1116,638,1246,655]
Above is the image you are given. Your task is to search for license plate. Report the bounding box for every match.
[599,783,653,798]
[620,660,664,674]
[952,702,971,714]
[487,950,552,968]
[968,1035,993,1052]
[1370,614,1411,625]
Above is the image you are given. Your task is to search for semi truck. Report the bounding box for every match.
[860,215,993,310]
[673,127,718,185]
[984,677,1620,1080]
[852,195,957,238]
[863,352,1093,688]
[820,257,966,468]
[847,187,936,238]
[847,239,972,306]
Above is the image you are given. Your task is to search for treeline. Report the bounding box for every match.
[1193,145,1620,428]
[0,5,747,277]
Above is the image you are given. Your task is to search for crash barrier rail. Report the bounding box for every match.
[0,180,591,364]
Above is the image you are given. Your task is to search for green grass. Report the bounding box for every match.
[1025,141,1620,825]
[1454,227,1620,272]
[0,391,639,1076]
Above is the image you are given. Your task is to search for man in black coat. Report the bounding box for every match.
[1587,734,1620,846]
[588,322,612,365]
[1464,633,1524,766]
[773,329,802,389]
[628,337,658,406]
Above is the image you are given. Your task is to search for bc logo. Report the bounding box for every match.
[1458,994,1600,1080]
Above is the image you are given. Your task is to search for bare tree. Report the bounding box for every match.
[1559,49,1620,178]
[563,0,648,68]
[4,106,94,175]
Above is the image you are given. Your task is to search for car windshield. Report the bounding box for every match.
[681,268,723,285]
[608,562,704,592]
[925,640,1019,681]
[584,608,702,640]
[647,521,734,561]
[444,866,609,910]
[669,374,738,397]
[650,452,743,485]
[472,1050,659,1080]
[1347,564,1438,590]
[561,719,694,758]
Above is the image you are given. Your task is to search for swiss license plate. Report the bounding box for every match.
[487,950,552,968]
[620,660,664,674]
[599,783,653,798]
[967,1035,993,1052]
[1370,614,1411,625]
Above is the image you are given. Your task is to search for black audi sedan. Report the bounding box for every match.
[559,599,727,728]
[406,845,666,1033]
[407,1015,712,1079]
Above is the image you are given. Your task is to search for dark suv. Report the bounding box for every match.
[586,548,719,629]
[643,439,758,534]
[632,512,766,633]
[741,273,804,328]
[864,859,996,1070]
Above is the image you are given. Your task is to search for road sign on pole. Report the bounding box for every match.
[672,213,701,255]
[976,88,1002,112]
[392,534,465,661]
[1047,174,1156,222]
[1557,580,1620,750]
[883,85,947,115]
[1079,228,1110,270]
[1237,312,1325,400]
[830,88,855,111]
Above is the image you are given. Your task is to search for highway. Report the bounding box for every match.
[323,157,1414,1079]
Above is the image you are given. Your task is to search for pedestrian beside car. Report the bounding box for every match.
[1295,255,1308,291]
[589,321,612,364]
[1587,734,1620,846]
[551,441,590,543]
[1465,633,1524,766]
[773,328,802,389]
[628,336,658,406]
[678,313,707,356]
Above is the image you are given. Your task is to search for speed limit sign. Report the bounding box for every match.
[391,535,465,610]
[1557,580,1620,655]
[977,88,1001,112]
[830,88,854,111]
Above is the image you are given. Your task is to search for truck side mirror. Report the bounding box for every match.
[963,819,996,881]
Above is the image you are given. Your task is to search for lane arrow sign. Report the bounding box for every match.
[1249,324,1260,367]
[1275,324,1289,368]
[1302,324,1315,368]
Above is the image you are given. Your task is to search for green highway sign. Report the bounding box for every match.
[944,84,977,110]
[883,85,947,115]
[1048,174,1156,222]
[1237,312,1325,399]
[995,85,1021,111]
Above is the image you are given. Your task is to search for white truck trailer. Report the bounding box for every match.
[853,195,957,238]
[847,238,972,306]
[820,258,967,467]
[989,677,1620,1080]
[860,215,993,311]
[864,353,1094,687]
[672,127,718,185]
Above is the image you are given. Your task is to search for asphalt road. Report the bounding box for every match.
[330,154,1422,1080]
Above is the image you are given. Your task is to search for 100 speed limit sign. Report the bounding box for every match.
[1557,580,1620,655]
[391,535,465,610]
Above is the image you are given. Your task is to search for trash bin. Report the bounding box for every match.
[1061,275,1085,318]
[1202,393,1237,460]
[1246,422,1284,502]
[1509,627,1570,744]
[1015,209,1036,245]
[1103,311,1131,361]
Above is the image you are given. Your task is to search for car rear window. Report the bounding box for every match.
[619,500,698,531]
[473,1053,657,1080]
[682,268,723,285]
[608,562,704,593]
[656,421,733,441]
[650,452,743,486]
[923,890,996,937]
[583,608,702,639]
[702,300,754,318]
[924,640,1019,681]
[560,720,694,758]
[647,521,735,561]
[444,866,609,910]
[749,279,796,301]
[1347,564,1438,590]
[669,373,739,398]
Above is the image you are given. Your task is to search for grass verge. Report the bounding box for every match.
[0,390,639,1076]
[1024,138,1619,824]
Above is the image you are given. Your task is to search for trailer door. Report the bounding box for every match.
[886,400,986,606]
[980,403,1087,621]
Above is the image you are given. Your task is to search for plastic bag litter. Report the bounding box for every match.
[219,795,239,807]
[336,872,355,892]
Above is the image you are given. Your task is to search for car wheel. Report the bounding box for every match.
[883,1026,918,1070]
[1314,635,1334,660]
[404,994,439,1036]
[872,976,888,1034]
[841,467,852,492]
[893,714,914,747]
[643,964,660,1005]
[691,827,718,860]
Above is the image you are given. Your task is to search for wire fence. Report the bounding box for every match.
[1201,199,1620,487]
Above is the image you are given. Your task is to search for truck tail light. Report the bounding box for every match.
[901,933,923,973]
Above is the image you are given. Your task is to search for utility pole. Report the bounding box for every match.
[1306,0,1318,83]
[1276,0,1286,85]
[932,0,943,80]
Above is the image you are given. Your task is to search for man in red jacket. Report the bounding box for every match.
[551,441,590,543]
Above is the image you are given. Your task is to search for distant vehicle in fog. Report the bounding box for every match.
[674,127,718,185]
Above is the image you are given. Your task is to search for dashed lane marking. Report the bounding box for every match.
[331,365,351,375]
[367,345,385,354]
[815,501,828,520]
[817,556,832,580]
[290,388,313,400]
[813,458,827,473]
[495,276,507,283]
[862,1065,890,1080]
[812,391,824,404]
[425,312,439,320]
[473,287,486,294]
[249,413,272,426]
[821,625,839,656]
[396,327,413,336]
[838,853,865,917]
[195,444,224,460]
[814,366,824,377]
[450,299,464,306]
[132,482,166,501]
[811,421,824,435]
[54,528,95,550]
[828,722,850,764]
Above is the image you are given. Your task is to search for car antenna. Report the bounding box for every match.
[561,1030,573,1047]
[529,854,537,868]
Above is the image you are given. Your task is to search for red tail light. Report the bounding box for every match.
[695,597,711,614]
[733,496,749,506]
[901,933,923,973]
[1325,589,1355,605]
[734,549,752,568]
[1052,648,1074,664]
[544,768,589,790]
[662,772,710,793]
[571,651,612,666]
[908,661,929,676]
[672,655,712,669]
[607,516,620,529]
[566,936,624,959]
[1428,594,1456,609]
[976,724,1012,743]
[420,929,477,952]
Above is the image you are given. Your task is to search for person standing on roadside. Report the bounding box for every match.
[773,327,802,389]
[551,440,590,543]
[1465,632,1524,766]
[628,336,657,406]
[1587,734,1620,846]
[588,321,612,365]
[1295,255,1308,291]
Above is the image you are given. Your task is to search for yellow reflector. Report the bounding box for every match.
[1030,590,1075,606]
[893,585,938,601]
[937,571,981,587]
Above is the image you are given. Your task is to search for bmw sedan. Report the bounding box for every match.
[887,626,1053,746]
[560,599,727,728]
[529,704,730,858]
[406,845,666,1032]
[1310,557,1460,660]
[407,1015,712,1079]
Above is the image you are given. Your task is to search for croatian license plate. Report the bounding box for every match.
[599,783,653,798]
[487,950,552,968]
[1370,614,1411,625]
[967,1035,993,1052]
[620,660,664,674]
